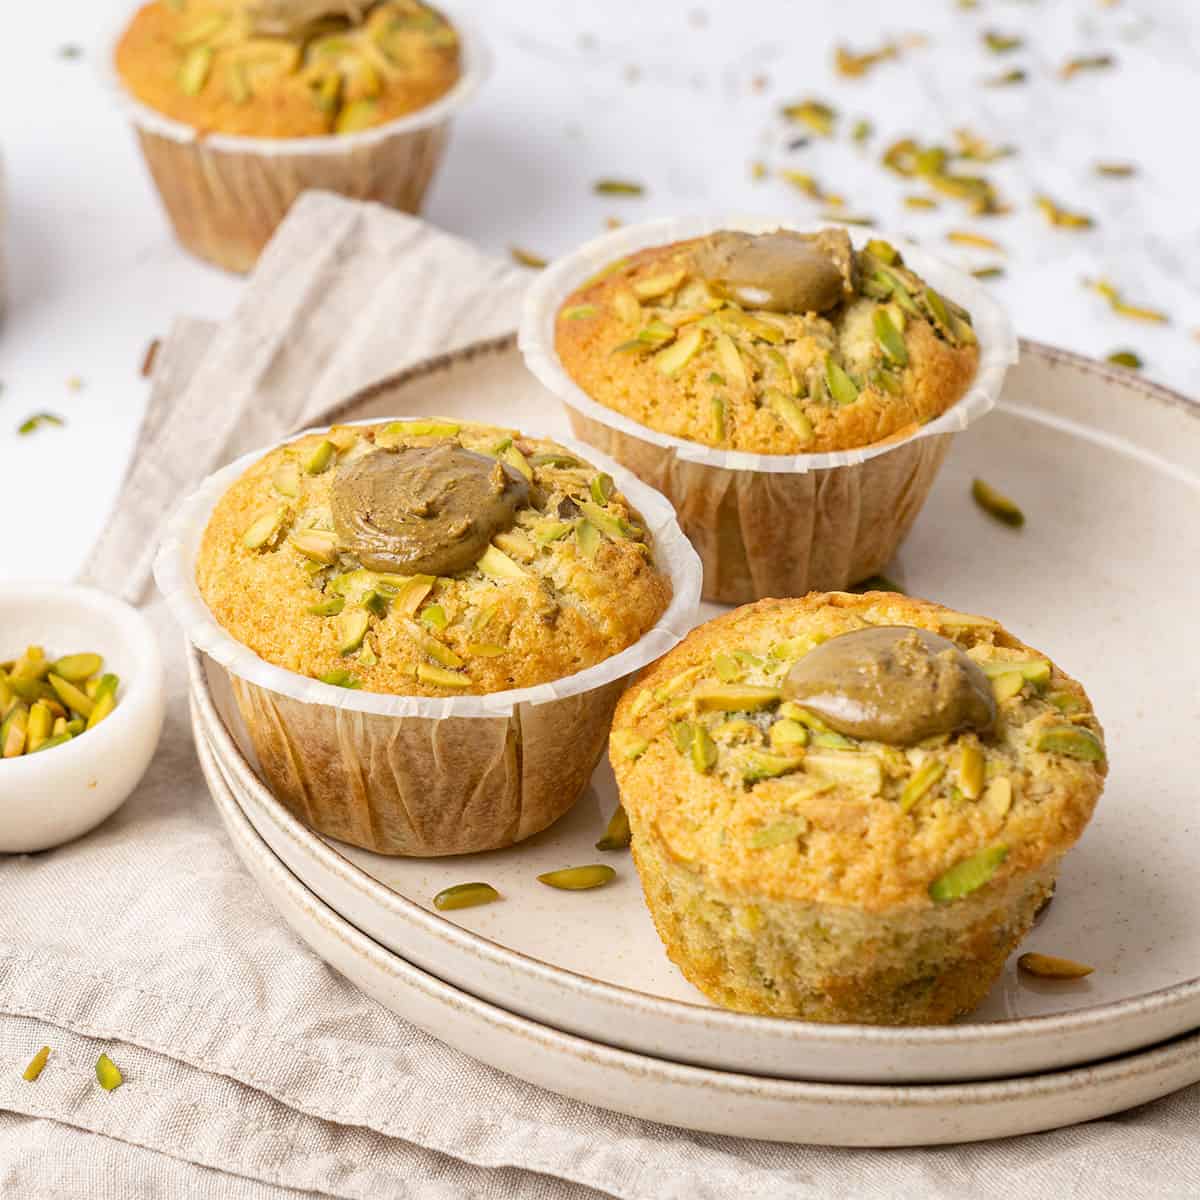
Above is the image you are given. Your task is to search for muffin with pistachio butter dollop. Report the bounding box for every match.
[196,418,673,856]
[609,592,1105,1024]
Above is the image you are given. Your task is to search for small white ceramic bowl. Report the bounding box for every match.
[0,583,165,853]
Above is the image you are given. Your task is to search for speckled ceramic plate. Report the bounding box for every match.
[190,336,1200,1085]
[196,714,1200,1146]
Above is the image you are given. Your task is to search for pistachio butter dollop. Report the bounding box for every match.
[331,444,530,577]
[690,228,855,315]
[782,626,996,745]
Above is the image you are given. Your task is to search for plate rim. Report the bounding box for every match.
[197,707,1200,1111]
[185,337,1200,1055]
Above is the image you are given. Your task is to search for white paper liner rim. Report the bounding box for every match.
[518,214,1019,475]
[100,2,490,154]
[153,419,703,719]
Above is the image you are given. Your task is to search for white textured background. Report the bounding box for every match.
[1,0,1197,582]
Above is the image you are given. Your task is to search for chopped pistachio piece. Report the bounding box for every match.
[611,730,649,760]
[971,478,1025,527]
[1035,724,1105,762]
[958,744,986,800]
[1095,162,1136,178]
[318,669,361,688]
[984,67,1027,86]
[982,30,1023,53]
[578,501,637,540]
[307,596,344,617]
[178,45,212,95]
[1018,952,1094,979]
[52,653,102,682]
[22,1046,50,1082]
[900,759,946,812]
[476,545,529,580]
[48,674,94,719]
[749,817,808,848]
[576,520,601,558]
[243,506,288,550]
[1047,690,1088,715]
[824,358,859,406]
[780,98,837,136]
[806,752,883,791]
[929,845,1008,902]
[1106,349,1143,369]
[768,719,809,751]
[873,308,908,366]
[416,663,471,688]
[633,269,686,300]
[596,804,633,850]
[691,725,718,774]
[593,179,644,196]
[692,684,781,712]
[978,658,1050,686]
[419,604,448,631]
[95,1053,124,1092]
[537,864,616,889]
[562,305,598,320]
[1,705,28,757]
[289,530,338,564]
[654,325,704,375]
[303,440,336,475]
[1035,194,1094,230]
[510,246,548,269]
[670,720,695,755]
[335,609,370,656]
[1060,54,1115,80]
[434,882,500,910]
[740,750,803,783]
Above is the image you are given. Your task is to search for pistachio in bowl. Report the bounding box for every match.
[1,647,119,758]
[0,583,166,854]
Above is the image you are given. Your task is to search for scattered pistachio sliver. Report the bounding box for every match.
[416,663,470,688]
[510,246,547,269]
[23,1046,50,1082]
[95,1054,124,1092]
[904,195,939,210]
[766,391,814,445]
[851,118,873,143]
[1086,279,1168,324]
[946,230,1003,252]
[740,750,804,783]
[971,266,1005,280]
[562,305,597,321]
[596,805,632,851]
[243,505,288,550]
[693,684,781,713]
[991,671,1025,703]
[1018,952,1094,979]
[971,478,1025,528]
[593,179,644,196]
[780,98,837,136]
[178,45,212,95]
[958,744,986,800]
[1106,350,1142,370]
[576,519,601,558]
[1095,162,1136,178]
[335,609,369,656]
[1060,54,1115,80]
[17,412,65,435]
[1035,724,1105,762]
[1035,194,1094,230]
[929,845,1008,902]
[433,882,500,911]
[984,68,1027,86]
[834,41,900,79]
[691,725,718,774]
[537,864,616,890]
[982,30,1023,53]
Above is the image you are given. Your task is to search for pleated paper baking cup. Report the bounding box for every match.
[154,419,702,857]
[519,215,1018,604]
[104,5,489,274]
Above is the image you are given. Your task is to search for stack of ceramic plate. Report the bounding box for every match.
[188,337,1200,1147]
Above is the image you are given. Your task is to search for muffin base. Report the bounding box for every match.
[631,826,1058,1025]
[132,120,450,273]
[230,670,624,856]
[566,407,951,605]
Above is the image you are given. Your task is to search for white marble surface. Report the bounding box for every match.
[2,0,1197,583]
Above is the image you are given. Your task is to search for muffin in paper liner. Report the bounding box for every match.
[519,216,1018,606]
[608,593,1107,1023]
[104,5,488,274]
[154,420,702,857]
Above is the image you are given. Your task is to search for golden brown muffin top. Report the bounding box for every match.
[610,593,1105,912]
[115,0,461,138]
[197,419,672,697]
[555,232,980,455]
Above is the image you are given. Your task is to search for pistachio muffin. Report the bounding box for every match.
[197,419,672,699]
[116,0,461,138]
[610,592,1105,1024]
[555,231,979,456]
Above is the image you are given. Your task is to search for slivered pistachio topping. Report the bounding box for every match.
[22,1046,50,1082]
[749,818,808,848]
[1060,54,1115,80]
[1106,350,1143,369]
[1036,724,1105,762]
[984,67,1027,86]
[510,246,548,269]
[95,1054,124,1092]
[824,358,859,406]
[780,98,837,136]
[929,845,1008,902]
[982,30,1023,53]
[593,179,644,196]
[596,805,633,851]
[1036,194,1094,230]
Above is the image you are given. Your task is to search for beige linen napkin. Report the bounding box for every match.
[3,193,1199,1199]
